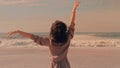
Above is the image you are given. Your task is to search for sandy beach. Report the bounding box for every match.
[0,47,120,68]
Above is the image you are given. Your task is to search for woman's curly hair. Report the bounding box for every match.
[50,20,68,44]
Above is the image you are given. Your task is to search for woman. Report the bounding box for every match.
[7,0,79,68]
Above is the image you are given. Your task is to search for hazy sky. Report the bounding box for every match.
[0,0,120,32]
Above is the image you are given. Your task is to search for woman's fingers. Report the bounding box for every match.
[75,0,80,6]
[73,0,80,10]
[7,32,11,37]
[7,32,13,37]
[7,31,16,37]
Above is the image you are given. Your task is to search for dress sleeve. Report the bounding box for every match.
[68,23,75,39]
[31,34,50,46]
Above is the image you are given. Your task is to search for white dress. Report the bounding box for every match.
[31,23,75,68]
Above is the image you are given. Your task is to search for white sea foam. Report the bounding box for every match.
[71,35,120,47]
[0,35,120,48]
[0,39,40,48]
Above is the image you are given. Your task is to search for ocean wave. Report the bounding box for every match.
[0,35,120,48]
[71,35,120,47]
[0,39,40,48]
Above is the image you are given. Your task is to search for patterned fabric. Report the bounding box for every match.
[31,23,75,68]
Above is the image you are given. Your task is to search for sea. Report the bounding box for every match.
[0,32,120,48]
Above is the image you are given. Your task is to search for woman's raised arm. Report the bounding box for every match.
[7,30,50,46]
[70,0,80,25]
[7,30,32,39]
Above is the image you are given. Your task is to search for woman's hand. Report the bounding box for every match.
[73,0,80,11]
[7,30,20,37]
[7,30,32,39]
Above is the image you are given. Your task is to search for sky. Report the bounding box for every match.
[0,0,120,32]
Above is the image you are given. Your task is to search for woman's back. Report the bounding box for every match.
[31,22,75,68]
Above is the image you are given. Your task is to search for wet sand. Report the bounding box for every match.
[0,47,120,68]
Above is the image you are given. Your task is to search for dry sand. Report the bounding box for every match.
[0,47,120,68]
